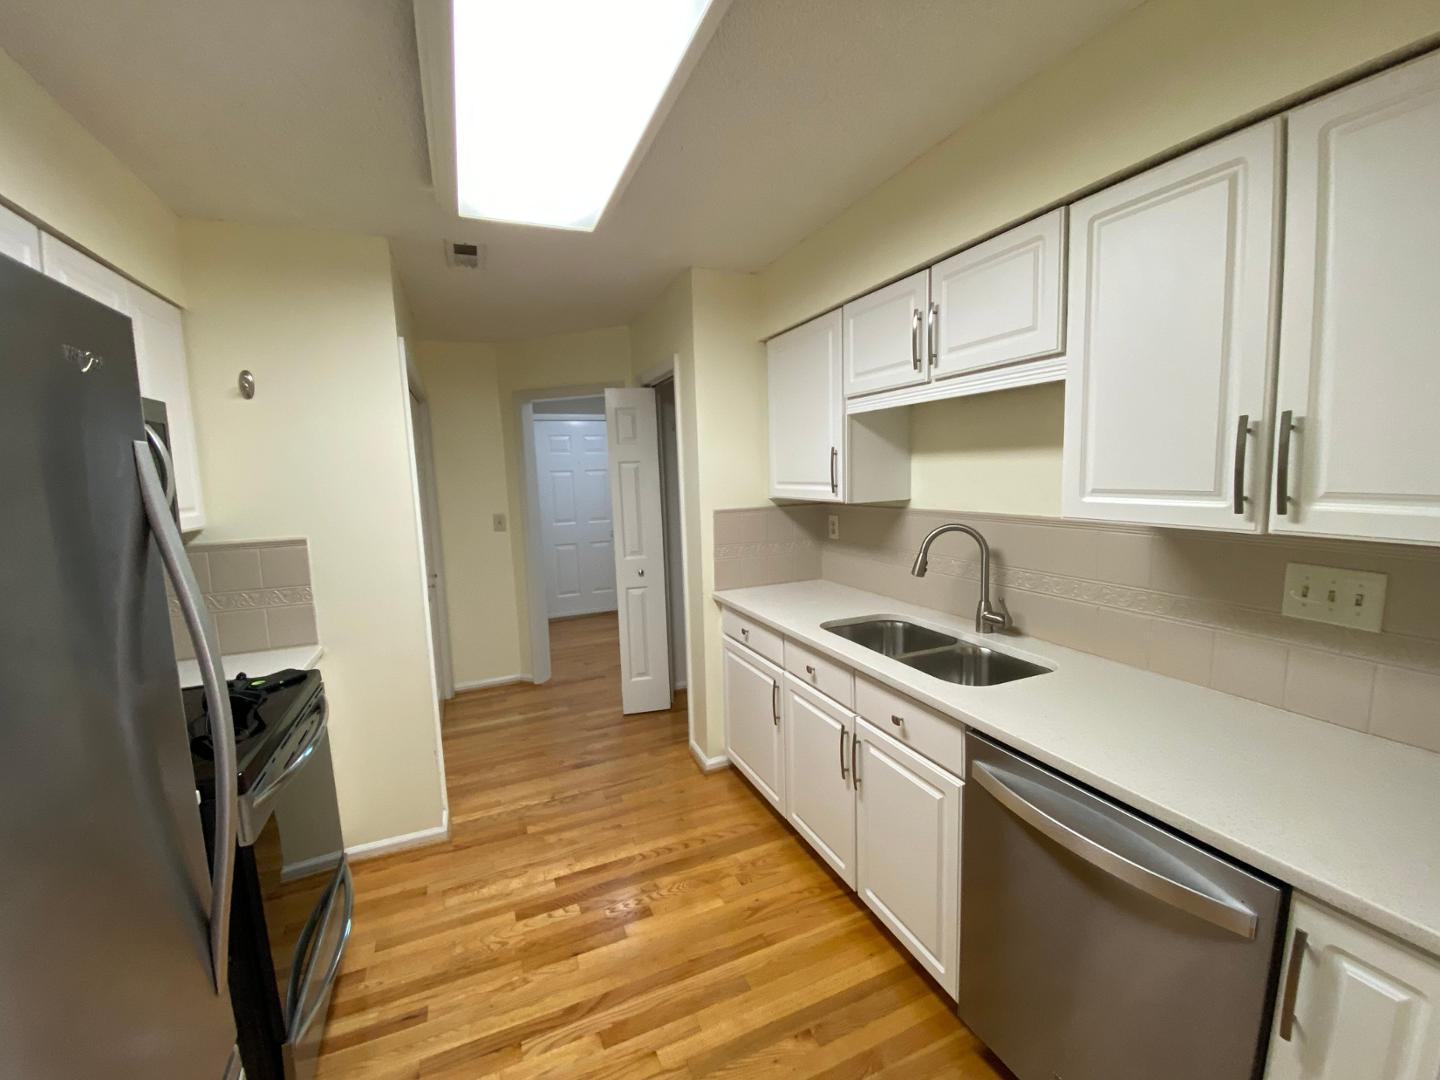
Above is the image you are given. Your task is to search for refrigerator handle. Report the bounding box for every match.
[134,441,237,994]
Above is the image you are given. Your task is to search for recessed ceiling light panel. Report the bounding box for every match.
[450,0,723,232]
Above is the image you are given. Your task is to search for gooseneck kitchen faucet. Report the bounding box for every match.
[911,523,1010,634]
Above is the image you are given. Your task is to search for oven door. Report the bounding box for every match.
[254,703,350,1080]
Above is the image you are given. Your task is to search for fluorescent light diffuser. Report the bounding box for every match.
[452,0,714,231]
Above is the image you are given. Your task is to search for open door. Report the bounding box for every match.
[605,388,672,714]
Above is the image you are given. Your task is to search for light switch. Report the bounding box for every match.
[1281,563,1386,633]
[827,514,840,540]
[493,513,507,532]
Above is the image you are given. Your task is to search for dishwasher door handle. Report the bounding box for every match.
[972,761,1258,939]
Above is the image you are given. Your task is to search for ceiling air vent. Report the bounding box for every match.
[444,240,485,269]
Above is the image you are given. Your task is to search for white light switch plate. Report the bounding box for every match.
[1282,563,1387,633]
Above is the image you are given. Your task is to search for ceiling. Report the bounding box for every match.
[0,0,1140,340]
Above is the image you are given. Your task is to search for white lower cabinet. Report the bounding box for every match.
[721,640,785,813]
[782,676,856,887]
[1266,895,1440,1080]
[854,715,962,1000]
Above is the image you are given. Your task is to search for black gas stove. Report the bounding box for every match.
[184,668,322,797]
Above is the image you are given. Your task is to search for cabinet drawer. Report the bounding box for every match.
[721,608,784,666]
[854,674,964,776]
[784,638,854,708]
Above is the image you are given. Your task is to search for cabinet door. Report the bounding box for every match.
[130,288,206,532]
[722,642,785,812]
[768,311,844,502]
[855,717,961,999]
[931,207,1065,380]
[843,270,929,398]
[1063,121,1280,531]
[1265,895,1440,1080]
[0,203,41,269]
[1270,52,1440,546]
[40,234,131,315]
[783,676,856,887]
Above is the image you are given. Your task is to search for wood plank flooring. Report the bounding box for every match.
[316,613,1012,1079]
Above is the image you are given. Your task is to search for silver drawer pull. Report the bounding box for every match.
[805,664,816,677]
[740,627,749,639]
[1278,928,1308,1041]
[890,714,904,727]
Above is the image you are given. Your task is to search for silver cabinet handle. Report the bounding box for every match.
[134,440,237,993]
[910,308,922,371]
[829,446,838,497]
[1278,927,1308,1041]
[740,627,749,640]
[927,301,939,368]
[771,680,779,726]
[289,860,354,1043]
[971,760,1258,939]
[144,423,176,511]
[805,664,816,678]
[890,714,904,728]
[839,727,849,780]
[851,732,861,787]
[1232,414,1252,516]
[1276,410,1296,517]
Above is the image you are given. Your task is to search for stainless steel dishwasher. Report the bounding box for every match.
[960,734,1286,1080]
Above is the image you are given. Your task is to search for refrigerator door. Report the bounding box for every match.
[0,258,237,1077]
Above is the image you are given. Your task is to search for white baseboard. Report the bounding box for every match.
[689,739,729,773]
[453,673,532,692]
[345,809,450,863]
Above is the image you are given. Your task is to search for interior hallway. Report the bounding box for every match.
[316,613,1010,1078]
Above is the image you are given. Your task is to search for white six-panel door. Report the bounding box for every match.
[722,641,785,812]
[1063,121,1281,532]
[1270,51,1440,546]
[783,676,856,887]
[843,270,929,399]
[534,418,617,618]
[768,311,845,502]
[605,389,672,714]
[854,717,961,999]
[931,206,1066,380]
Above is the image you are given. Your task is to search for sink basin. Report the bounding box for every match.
[901,643,1051,686]
[823,617,957,657]
[822,615,1050,686]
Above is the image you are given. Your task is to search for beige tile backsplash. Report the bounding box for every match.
[168,540,318,660]
[714,504,1440,756]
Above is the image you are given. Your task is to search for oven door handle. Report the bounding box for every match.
[288,859,354,1043]
[250,694,329,808]
[971,761,1258,939]
[135,440,237,994]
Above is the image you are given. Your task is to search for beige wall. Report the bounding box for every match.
[414,341,522,688]
[0,45,185,300]
[182,219,445,849]
[758,0,1440,337]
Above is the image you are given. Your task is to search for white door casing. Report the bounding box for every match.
[534,418,617,618]
[1063,120,1281,531]
[855,717,962,999]
[605,389,672,714]
[783,676,856,887]
[768,311,845,502]
[1271,51,1440,546]
[843,270,930,398]
[409,390,453,699]
[722,641,784,811]
[931,207,1066,380]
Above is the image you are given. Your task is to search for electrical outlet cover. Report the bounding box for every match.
[1281,562,1387,633]
[493,513,507,532]
[827,514,840,540]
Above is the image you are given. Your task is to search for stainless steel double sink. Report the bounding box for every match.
[822,617,1050,687]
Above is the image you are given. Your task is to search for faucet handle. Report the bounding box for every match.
[978,599,1012,634]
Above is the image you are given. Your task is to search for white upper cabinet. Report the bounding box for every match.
[130,288,206,532]
[931,207,1065,381]
[41,235,207,531]
[768,311,846,502]
[1062,120,1281,532]
[1265,895,1440,1080]
[1270,51,1440,546]
[843,270,930,398]
[0,203,41,269]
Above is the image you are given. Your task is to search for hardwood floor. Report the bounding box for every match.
[316,612,1011,1079]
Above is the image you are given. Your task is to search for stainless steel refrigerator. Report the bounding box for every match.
[0,255,243,1078]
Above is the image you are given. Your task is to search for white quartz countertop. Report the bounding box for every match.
[177,643,325,690]
[714,580,1440,956]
